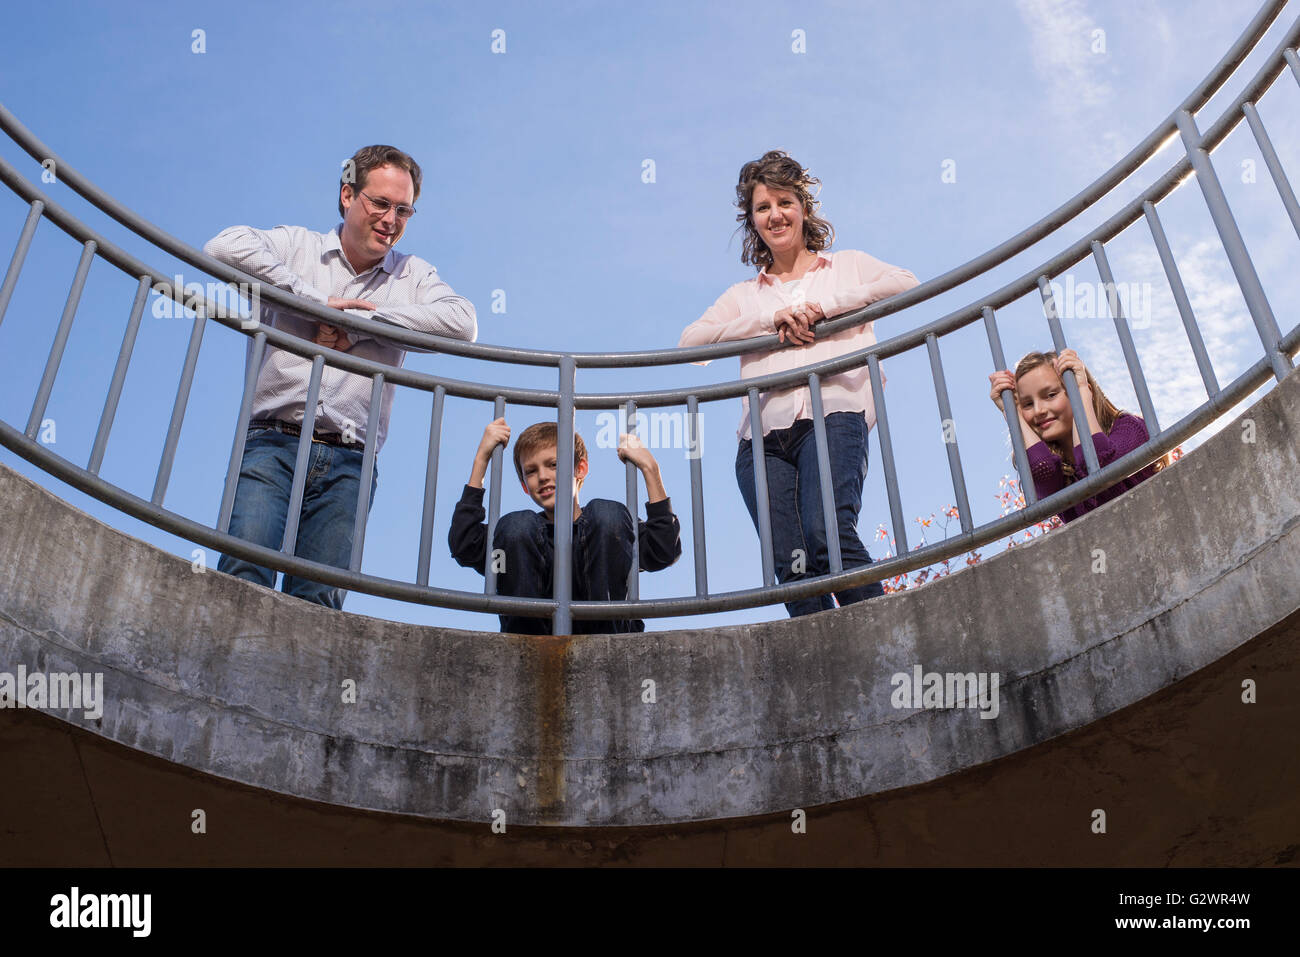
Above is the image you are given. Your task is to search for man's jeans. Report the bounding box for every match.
[735,411,885,618]
[217,427,378,609]
[491,498,643,634]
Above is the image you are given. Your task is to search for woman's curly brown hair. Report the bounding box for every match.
[734,150,834,272]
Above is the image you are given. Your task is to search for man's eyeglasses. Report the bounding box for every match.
[356,190,417,220]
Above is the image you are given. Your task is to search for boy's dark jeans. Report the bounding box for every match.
[493,498,644,634]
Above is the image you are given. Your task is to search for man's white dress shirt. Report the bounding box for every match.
[205,224,477,452]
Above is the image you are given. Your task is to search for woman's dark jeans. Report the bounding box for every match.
[735,412,885,617]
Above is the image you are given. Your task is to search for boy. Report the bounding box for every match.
[449,419,682,634]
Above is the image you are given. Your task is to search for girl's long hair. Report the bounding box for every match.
[1013,351,1169,479]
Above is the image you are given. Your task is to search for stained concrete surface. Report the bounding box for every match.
[0,372,1297,833]
[1,607,1294,865]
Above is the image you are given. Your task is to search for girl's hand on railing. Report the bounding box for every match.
[988,370,1016,412]
[1054,349,1092,404]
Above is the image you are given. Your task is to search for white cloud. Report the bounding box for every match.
[1011,0,1296,454]
[1016,0,1127,164]
[1017,0,1111,107]
[1070,235,1268,453]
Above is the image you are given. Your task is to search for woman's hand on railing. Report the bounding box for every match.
[774,303,821,345]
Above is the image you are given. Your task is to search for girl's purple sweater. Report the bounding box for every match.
[1027,413,1159,523]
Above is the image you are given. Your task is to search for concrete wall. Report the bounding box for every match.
[6,607,1294,865]
[0,371,1297,827]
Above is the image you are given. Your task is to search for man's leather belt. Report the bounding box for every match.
[249,418,356,448]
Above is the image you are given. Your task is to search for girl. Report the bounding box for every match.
[678,150,919,617]
[989,349,1163,524]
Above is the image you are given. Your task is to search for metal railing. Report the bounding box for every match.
[1,0,1298,631]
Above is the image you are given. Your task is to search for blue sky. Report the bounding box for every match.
[1,0,1297,632]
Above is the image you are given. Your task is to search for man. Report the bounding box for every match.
[207,145,477,608]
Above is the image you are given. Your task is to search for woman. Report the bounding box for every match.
[679,150,919,617]
[989,349,1163,524]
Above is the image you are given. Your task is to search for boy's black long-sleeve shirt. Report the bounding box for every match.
[448,485,682,574]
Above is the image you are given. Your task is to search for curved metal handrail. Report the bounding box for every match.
[0,349,1283,618]
[3,0,1297,412]
[0,1,1286,369]
[0,2,1296,626]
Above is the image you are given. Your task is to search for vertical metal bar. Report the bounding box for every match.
[747,387,776,588]
[1142,202,1219,398]
[27,240,96,438]
[1176,109,1292,382]
[686,394,708,596]
[623,399,640,601]
[218,331,267,533]
[0,200,43,330]
[1285,47,1300,87]
[807,374,843,574]
[1090,240,1160,433]
[981,307,1037,506]
[553,357,576,634]
[281,354,325,555]
[484,395,506,596]
[867,355,907,553]
[925,333,973,535]
[416,384,446,587]
[348,373,384,572]
[1242,101,1300,243]
[88,275,150,474]
[151,311,208,505]
[1038,277,1101,474]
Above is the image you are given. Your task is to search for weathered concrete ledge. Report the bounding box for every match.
[0,371,1297,827]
